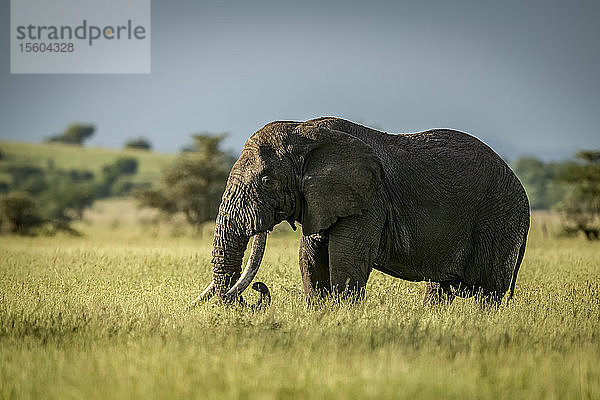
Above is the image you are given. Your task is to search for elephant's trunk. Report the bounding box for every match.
[211,209,250,297]
[190,208,268,306]
[222,232,267,300]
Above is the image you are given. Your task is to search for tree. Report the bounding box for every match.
[125,137,152,150]
[0,164,97,234]
[0,153,145,234]
[135,133,233,231]
[0,192,44,234]
[556,150,600,240]
[46,123,95,146]
[103,157,138,177]
[92,157,140,197]
[512,157,572,210]
[38,177,96,222]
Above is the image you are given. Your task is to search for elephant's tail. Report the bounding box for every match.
[508,232,528,300]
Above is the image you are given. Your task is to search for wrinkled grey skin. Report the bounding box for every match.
[205,117,530,305]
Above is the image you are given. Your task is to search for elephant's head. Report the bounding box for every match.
[192,118,383,304]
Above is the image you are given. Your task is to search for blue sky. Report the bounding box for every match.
[1,0,599,160]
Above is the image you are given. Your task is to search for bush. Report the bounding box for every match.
[7,166,48,195]
[0,153,145,234]
[103,157,138,177]
[3,165,95,196]
[124,138,152,151]
[0,164,99,234]
[556,150,600,240]
[0,192,44,234]
[39,181,96,221]
[111,180,150,196]
[96,157,139,197]
[133,188,177,214]
[557,192,600,240]
[46,123,95,146]
[4,165,45,185]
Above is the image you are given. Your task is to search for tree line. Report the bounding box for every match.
[513,151,600,239]
[0,155,141,234]
[45,122,152,150]
[0,123,232,235]
[0,123,150,234]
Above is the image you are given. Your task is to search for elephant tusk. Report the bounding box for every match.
[224,232,268,302]
[189,280,216,307]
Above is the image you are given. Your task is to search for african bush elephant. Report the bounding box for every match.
[192,117,530,306]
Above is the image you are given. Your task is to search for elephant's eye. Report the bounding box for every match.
[261,175,277,188]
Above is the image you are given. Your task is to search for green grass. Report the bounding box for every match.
[1,202,599,399]
[0,140,175,184]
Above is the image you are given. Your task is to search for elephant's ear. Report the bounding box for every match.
[299,128,383,235]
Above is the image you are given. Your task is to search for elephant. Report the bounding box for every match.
[191,117,530,307]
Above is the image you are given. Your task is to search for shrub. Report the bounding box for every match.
[103,157,138,178]
[556,150,600,240]
[96,157,139,197]
[124,137,152,151]
[39,181,96,222]
[46,123,95,146]
[0,164,98,234]
[0,192,44,234]
[557,192,599,240]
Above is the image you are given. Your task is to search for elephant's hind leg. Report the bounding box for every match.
[299,232,331,303]
[423,281,456,306]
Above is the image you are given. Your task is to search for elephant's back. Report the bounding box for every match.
[384,130,526,206]
[304,117,529,215]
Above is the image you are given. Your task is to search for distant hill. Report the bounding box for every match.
[0,140,175,186]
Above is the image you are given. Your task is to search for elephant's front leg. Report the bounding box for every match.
[299,232,331,303]
[327,213,383,300]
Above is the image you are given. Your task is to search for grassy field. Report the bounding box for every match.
[0,141,175,185]
[1,200,599,399]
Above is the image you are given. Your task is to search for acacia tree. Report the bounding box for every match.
[557,150,600,240]
[46,123,95,146]
[124,137,152,150]
[0,192,43,234]
[135,133,233,232]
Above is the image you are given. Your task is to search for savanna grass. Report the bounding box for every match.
[1,204,598,399]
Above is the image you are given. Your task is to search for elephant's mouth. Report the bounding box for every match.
[277,210,297,231]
